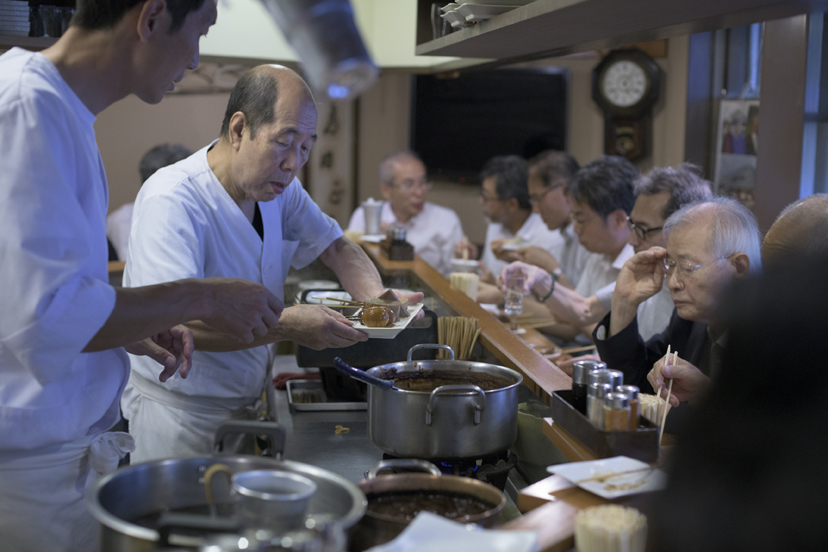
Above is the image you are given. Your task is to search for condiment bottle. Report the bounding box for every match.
[616,385,640,429]
[572,360,606,414]
[603,392,631,431]
[587,383,613,429]
[587,368,623,391]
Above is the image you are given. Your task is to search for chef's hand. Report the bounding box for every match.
[647,353,710,407]
[454,240,478,260]
[280,305,368,350]
[125,324,194,383]
[391,289,426,321]
[200,278,283,344]
[516,246,560,274]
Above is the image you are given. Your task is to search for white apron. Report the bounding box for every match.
[0,432,134,552]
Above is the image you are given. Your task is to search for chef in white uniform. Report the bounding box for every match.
[0,1,285,551]
[123,65,421,463]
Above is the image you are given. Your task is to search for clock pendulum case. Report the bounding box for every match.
[591,49,662,162]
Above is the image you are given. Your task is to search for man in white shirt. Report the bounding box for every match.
[513,149,591,289]
[107,143,192,261]
[347,151,464,276]
[457,155,562,281]
[502,156,639,342]
[0,2,285,551]
[124,65,421,463]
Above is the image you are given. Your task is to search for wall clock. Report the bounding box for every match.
[592,49,662,162]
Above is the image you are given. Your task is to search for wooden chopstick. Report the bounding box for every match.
[575,466,655,484]
[322,296,363,305]
[659,350,678,445]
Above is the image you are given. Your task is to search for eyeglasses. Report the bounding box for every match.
[663,254,732,276]
[529,183,564,205]
[626,216,664,241]
[391,180,432,192]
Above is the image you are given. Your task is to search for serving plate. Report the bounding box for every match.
[352,303,425,340]
[547,456,666,499]
[360,234,386,243]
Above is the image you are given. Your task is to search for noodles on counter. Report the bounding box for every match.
[575,505,647,552]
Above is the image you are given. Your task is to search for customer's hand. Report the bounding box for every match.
[454,240,478,260]
[516,247,560,274]
[648,352,710,407]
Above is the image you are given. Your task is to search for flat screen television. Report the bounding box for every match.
[411,68,567,182]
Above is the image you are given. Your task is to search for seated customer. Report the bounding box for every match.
[653,192,828,406]
[347,150,463,276]
[594,197,762,392]
[106,143,192,260]
[508,163,712,342]
[458,155,561,281]
[516,149,591,289]
[502,156,639,341]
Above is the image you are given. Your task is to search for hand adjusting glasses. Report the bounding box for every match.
[662,254,732,276]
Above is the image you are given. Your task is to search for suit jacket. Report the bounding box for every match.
[593,309,711,393]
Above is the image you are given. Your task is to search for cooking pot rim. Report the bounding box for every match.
[357,473,506,524]
[365,361,523,395]
[86,455,367,540]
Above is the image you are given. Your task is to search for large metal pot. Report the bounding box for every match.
[349,459,506,551]
[363,344,522,459]
[86,423,366,551]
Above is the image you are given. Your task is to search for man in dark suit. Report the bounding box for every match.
[593,197,762,402]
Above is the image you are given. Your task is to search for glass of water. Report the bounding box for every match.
[504,271,525,318]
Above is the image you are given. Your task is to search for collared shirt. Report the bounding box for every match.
[106,202,134,261]
[576,243,636,299]
[0,48,127,451]
[556,223,591,287]
[347,202,463,277]
[481,212,562,277]
[124,142,342,400]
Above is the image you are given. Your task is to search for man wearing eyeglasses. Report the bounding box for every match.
[347,150,463,276]
[594,197,762,394]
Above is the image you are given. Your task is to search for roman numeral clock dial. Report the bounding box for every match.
[592,49,662,162]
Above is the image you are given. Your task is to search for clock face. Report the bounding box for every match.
[601,60,649,108]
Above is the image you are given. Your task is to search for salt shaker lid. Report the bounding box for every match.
[605,392,630,409]
[572,360,607,384]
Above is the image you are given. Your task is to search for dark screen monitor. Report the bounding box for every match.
[411,68,567,182]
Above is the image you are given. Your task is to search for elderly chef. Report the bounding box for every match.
[0,1,285,551]
[122,64,423,463]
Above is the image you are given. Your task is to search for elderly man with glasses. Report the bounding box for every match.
[348,150,463,276]
[594,197,762,398]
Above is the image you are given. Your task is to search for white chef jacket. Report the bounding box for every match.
[0,48,128,451]
[0,48,132,552]
[124,142,343,402]
[347,201,463,277]
[481,213,562,277]
[106,201,134,261]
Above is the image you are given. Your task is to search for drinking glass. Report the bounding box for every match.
[504,271,525,318]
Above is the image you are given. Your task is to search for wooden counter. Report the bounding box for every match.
[359,243,572,403]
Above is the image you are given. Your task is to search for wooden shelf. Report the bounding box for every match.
[416,0,828,62]
[0,35,55,50]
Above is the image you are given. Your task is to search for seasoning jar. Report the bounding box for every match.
[587,368,623,391]
[388,226,407,245]
[616,385,640,429]
[587,383,613,429]
[571,360,606,414]
[604,392,631,432]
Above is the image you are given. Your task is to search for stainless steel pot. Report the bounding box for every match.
[86,423,366,551]
[365,344,522,459]
[349,459,506,552]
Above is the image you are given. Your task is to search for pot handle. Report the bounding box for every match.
[213,420,286,459]
[366,459,442,479]
[426,384,485,426]
[408,343,455,361]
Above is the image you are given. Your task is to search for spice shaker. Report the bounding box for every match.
[587,382,614,429]
[587,369,623,391]
[616,385,640,429]
[571,360,606,414]
[603,392,631,431]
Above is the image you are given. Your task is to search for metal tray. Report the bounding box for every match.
[551,389,659,463]
[286,379,367,412]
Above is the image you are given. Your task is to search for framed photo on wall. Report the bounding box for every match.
[713,99,760,209]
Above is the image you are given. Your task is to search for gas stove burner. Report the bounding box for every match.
[380,450,516,491]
